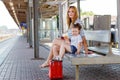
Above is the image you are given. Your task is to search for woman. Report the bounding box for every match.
[40,6,88,68]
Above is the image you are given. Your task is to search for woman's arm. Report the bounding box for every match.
[82,36,88,54]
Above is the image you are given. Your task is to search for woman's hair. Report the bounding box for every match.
[67,6,79,28]
[72,23,82,30]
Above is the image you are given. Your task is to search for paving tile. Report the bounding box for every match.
[0,36,120,80]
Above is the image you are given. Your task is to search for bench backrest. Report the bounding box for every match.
[84,30,112,55]
[84,30,111,43]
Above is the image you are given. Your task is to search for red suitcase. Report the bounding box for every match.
[49,60,63,79]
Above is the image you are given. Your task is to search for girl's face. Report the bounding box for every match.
[71,28,80,36]
[68,8,75,19]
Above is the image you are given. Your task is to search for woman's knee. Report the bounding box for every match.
[52,38,64,45]
[61,43,66,48]
[53,45,59,51]
[52,38,59,43]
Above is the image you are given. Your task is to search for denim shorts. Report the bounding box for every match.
[70,45,77,54]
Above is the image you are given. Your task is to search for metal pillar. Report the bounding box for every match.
[33,0,39,58]
[67,0,69,7]
[77,0,80,19]
[58,4,63,36]
[117,0,120,49]
[26,5,29,43]
[28,0,33,48]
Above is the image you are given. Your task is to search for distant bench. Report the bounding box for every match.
[65,30,120,80]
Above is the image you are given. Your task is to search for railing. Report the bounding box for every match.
[0,34,15,42]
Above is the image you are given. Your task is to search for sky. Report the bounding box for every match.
[0,0,117,29]
[80,0,117,15]
[0,1,18,29]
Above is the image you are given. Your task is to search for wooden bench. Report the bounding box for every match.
[65,30,120,80]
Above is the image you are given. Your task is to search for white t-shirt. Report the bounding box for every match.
[70,35,82,48]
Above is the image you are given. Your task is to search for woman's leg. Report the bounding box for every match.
[40,45,60,68]
[40,45,54,68]
[82,36,88,54]
[45,45,54,62]
[82,36,94,54]
[40,38,64,68]
[46,38,64,60]
[52,45,60,57]
[59,43,71,58]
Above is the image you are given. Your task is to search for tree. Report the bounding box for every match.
[81,11,94,16]
[0,25,8,30]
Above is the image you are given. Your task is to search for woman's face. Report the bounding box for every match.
[68,8,75,19]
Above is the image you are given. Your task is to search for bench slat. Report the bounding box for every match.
[71,55,120,65]
[88,46,109,55]
[84,30,111,42]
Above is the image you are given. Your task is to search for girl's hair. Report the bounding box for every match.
[72,23,82,30]
[67,6,79,28]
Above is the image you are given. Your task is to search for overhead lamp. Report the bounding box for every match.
[9,2,13,6]
[24,0,28,2]
[11,6,14,10]
[13,10,15,13]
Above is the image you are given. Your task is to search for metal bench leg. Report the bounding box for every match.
[75,65,79,80]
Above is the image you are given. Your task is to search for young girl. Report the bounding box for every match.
[56,23,83,60]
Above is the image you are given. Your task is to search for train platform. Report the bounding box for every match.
[0,36,120,80]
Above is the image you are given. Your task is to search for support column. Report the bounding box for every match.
[26,5,29,43]
[67,0,69,7]
[117,0,120,49]
[58,4,63,36]
[33,0,39,58]
[77,0,80,19]
[29,4,33,47]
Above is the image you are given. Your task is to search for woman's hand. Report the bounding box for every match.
[76,50,80,54]
[65,39,70,44]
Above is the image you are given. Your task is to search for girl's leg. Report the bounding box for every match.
[59,43,71,58]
